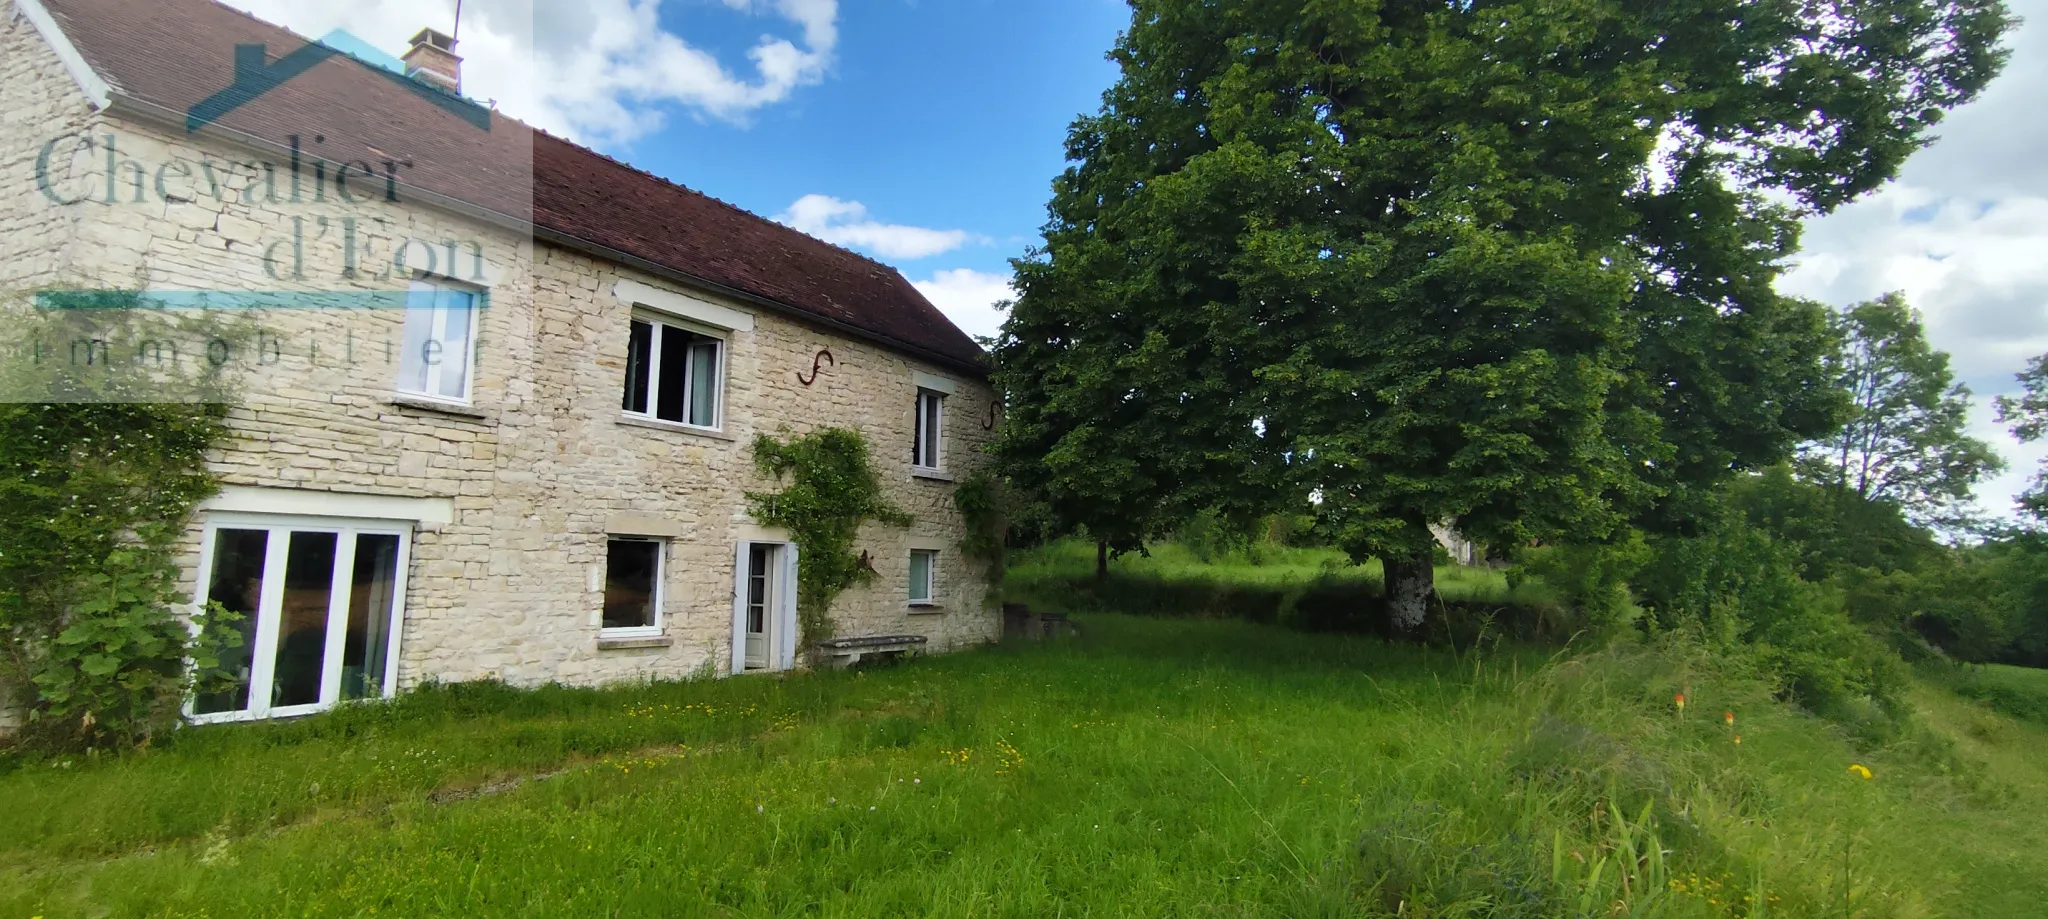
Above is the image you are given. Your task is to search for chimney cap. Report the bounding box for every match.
[408,28,457,52]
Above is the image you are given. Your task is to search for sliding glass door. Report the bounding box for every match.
[191,515,411,722]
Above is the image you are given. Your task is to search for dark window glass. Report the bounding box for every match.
[272,532,338,708]
[655,325,689,422]
[623,320,652,413]
[604,539,662,631]
[747,545,770,633]
[195,529,268,715]
[915,389,944,467]
[341,534,401,701]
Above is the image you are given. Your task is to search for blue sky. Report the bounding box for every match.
[607,0,1121,252]
[589,0,1129,312]
[232,0,2048,520]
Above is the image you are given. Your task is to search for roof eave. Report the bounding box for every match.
[527,225,991,380]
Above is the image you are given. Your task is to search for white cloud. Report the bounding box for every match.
[221,0,837,144]
[776,195,980,260]
[913,269,1015,342]
[1779,0,2048,522]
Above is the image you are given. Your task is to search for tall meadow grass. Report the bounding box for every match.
[2,564,2044,917]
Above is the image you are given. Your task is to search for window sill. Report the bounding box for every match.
[597,634,674,651]
[911,468,953,482]
[617,415,737,442]
[389,394,491,421]
[907,603,944,615]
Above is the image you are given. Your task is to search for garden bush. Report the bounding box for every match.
[0,299,244,751]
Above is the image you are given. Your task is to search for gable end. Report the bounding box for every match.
[12,0,111,109]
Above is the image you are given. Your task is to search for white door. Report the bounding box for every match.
[743,543,774,671]
[190,515,410,722]
[732,541,798,674]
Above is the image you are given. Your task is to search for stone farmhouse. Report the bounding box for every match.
[3,0,1000,722]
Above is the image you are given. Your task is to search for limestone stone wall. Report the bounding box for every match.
[0,40,1000,696]
[0,8,98,291]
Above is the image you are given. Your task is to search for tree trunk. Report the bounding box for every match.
[1382,550,1436,634]
[1095,539,1109,581]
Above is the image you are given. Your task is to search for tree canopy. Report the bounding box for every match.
[1996,355,2048,521]
[994,0,2012,629]
[1796,292,2003,531]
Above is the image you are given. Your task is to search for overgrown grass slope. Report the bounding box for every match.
[4,608,2044,917]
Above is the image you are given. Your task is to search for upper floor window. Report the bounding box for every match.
[398,278,479,403]
[913,388,945,470]
[623,314,723,429]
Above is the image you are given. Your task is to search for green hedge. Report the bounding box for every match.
[1006,544,1567,644]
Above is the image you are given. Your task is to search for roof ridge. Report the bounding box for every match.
[197,0,281,31]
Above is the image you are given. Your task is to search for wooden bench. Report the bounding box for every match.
[811,634,929,668]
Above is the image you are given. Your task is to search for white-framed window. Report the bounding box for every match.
[913,388,945,470]
[909,549,938,606]
[603,537,666,638]
[397,277,481,404]
[189,513,412,723]
[622,313,724,430]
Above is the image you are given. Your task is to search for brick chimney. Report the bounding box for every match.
[402,28,461,94]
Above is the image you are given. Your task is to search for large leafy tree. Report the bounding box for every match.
[995,0,2011,629]
[1995,355,2048,521]
[1796,293,2002,531]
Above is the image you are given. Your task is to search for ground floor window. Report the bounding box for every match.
[193,515,411,722]
[603,538,666,637]
[909,549,938,606]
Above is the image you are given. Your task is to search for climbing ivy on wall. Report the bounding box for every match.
[746,428,911,643]
[1,294,247,750]
[954,469,1007,599]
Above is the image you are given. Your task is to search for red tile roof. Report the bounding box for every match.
[35,0,988,374]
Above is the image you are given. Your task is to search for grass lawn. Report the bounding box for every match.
[1006,539,1555,607]
[5,614,2046,917]
[1942,661,2048,726]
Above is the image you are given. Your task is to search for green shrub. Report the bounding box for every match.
[1,398,237,750]
[1176,507,1268,565]
[0,297,253,751]
[1634,519,1904,715]
[1508,535,1648,638]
